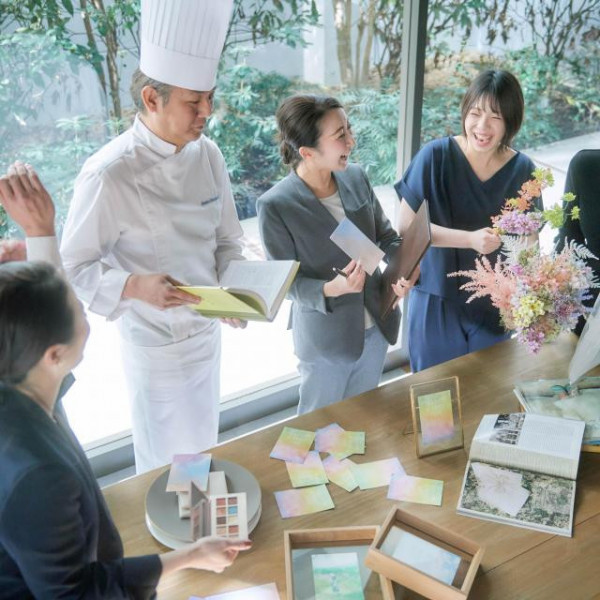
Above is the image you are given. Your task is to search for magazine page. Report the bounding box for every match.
[457,460,575,538]
[470,413,585,480]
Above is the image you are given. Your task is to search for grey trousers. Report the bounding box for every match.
[296,325,389,415]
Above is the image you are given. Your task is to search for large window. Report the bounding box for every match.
[421,0,600,248]
[2,1,597,450]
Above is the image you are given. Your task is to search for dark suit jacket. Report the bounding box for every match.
[0,382,161,599]
[257,164,401,361]
[555,149,600,335]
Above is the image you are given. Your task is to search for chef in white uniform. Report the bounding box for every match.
[60,0,245,473]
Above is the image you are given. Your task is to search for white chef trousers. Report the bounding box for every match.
[121,324,221,474]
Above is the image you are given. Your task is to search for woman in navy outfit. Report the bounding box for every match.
[0,164,250,599]
[395,69,542,371]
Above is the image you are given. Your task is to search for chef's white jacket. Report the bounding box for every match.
[59,116,245,472]
[60,115,244,347]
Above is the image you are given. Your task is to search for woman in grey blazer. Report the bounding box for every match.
[257,95,412,414]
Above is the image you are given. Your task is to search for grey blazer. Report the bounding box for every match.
[257,163,401,362]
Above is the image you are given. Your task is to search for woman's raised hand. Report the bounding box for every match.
[323,259,366,297]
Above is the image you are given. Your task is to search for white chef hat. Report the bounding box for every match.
[140,0,234,91]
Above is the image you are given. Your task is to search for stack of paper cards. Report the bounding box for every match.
[190,582,279,600]
[315,423,366,459]
[271,422,419,518]
[286,451,328,488]
[322,455,358,492]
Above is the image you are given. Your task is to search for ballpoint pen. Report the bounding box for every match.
[332,267,348,278]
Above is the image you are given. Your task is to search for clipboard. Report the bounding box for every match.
[380,199,431,320]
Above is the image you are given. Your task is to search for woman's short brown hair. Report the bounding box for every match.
[460,69,524,148]
[276,95,343,168]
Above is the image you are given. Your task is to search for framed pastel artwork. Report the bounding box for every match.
[410,376,464,458]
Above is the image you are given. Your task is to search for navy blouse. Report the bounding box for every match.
[395,136,539,306]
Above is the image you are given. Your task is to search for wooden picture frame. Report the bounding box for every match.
[410,376,464,458]
[365,508,484,600]
[284,526,395,600]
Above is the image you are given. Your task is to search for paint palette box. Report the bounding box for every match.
[284,526,394,600]
[365,508,483,600]
[190,484,249,541]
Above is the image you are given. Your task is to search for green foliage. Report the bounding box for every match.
[505,48,562,149]
[228,0,320,50]
[338,84,400,185]
[207,63,296,217]
[0,30,75,145]
[421,83,464,143]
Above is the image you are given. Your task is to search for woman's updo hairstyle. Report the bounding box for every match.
[460,69,524,148]
[276,94,343,168]
[0,262,74,385]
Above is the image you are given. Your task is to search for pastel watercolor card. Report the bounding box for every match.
[274,484,335,518]
[410,377,464,458]
[314,423,365,459]
[166,453,212,493]
[189,582,280,600]
[330,431,366,460]
[418,391,455,445]
[311,552,365,600]
[351,457,405,490]
[286,451,328,488]
[329,217,385,276]
[270,426,315,464]
[380,526,461,586]
[315,423,345,453]
[387,473,444,506]
[322,455,358,492]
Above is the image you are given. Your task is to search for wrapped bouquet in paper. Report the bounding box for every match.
[450,168,599,353]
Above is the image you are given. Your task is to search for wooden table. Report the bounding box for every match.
[103,334,600,599]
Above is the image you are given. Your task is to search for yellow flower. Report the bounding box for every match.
[513,295,545,328]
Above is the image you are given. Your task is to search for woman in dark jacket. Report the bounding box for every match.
[0,164,250,599]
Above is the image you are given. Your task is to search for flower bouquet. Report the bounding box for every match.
[449,168,599,353]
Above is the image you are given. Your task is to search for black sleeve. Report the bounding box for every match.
[0,464,161,599]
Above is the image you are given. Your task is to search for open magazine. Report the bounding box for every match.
[457,413,585,537]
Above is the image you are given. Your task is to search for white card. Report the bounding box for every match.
[330,218,385,276]
[471,462,530,516]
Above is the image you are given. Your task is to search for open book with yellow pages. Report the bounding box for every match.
[180,260,299,322]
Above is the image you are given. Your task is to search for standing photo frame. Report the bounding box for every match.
[410,376,464,458]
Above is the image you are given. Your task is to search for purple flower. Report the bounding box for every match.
[494,211,544,235]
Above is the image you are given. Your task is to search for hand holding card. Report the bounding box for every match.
[330,218,385,276]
